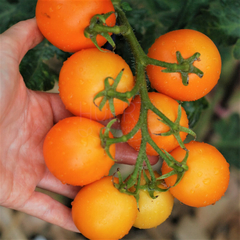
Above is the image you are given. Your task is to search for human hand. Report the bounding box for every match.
[0,18,158,232]
[0,18,81,232]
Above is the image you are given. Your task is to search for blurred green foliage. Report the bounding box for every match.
[182,98,209,129]
[1,0,239,167]
[0,0,70,91]
[214,113,240,168]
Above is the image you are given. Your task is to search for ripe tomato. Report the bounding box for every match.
[161,141,230,207]
[43,117,115,186]
[35,0,116,52]
[129,170,174,229]
[59,48,134,121]
[147,29,222,101]
[121,92,189,156]
[72,176,137,239]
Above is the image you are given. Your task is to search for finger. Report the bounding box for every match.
[1,18,44,63]
[99,115,121,129]
[115,142,159,165]
[17,191,79,232]
[37,168,81,199]
[44,92,73,123]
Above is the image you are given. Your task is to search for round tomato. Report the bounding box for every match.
[59,48,134,121]
[35,0,116,52]
[147,29,221,101]
[161,141,230,207]
[72,176,137,239]
[43,117,115,186]
[129,170,174,229]
[121,92,189,156]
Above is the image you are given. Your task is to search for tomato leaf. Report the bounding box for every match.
[213,113,240,169]
[187,0,240,47]
[181,97,209,128]
[19,39,71,91]
[121,2,132,12]
[0,0,37,33]
[1,0,71,91]
[233,38,240,60]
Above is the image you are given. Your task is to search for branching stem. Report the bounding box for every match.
[90,0,201,199]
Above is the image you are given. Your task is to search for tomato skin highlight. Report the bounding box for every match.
[147,29,222,101]
[59,48,134,121]
[43,117,115,186]
[72,176,138,239]
[161,141,230,207]
[121,92,189,155]
[36,0,116,52]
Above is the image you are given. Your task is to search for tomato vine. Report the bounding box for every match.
[84,0,201,200]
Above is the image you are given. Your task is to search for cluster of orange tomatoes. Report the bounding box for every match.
[36,0,230,239]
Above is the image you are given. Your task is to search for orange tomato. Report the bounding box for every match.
[43,117,115,186]
[161,141,230,207]
[72,176,137,239]
[147,29,221,101]
[36,0,116,52]
[59,48,134,121]
[121,92,189,155]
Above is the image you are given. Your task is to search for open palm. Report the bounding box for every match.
[0,18,82,231]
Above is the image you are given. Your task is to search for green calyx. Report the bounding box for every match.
[84,11,116,51]
[158,150,189,187]
[154,104,196,149]
[100,119,117,161]
[162,51,204,86]
[113,169,168,209]
[84,11,128,52]
[93,69,131,117]
[146,51,204,86]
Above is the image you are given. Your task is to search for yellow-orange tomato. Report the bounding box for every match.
[59,48,134,121]
[36,0,116,52]
[72,176,138,239]
[161,141,230,207]
[121,92,189,156]
[147,29,221,101]
[43,117,115,186]
[129,171,174,229]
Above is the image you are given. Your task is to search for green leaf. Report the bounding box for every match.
[121,2,132,12]
[188,0,240,46]
[0,0,38,33]
[1,0,71,91]
[167,0,210,31]
[181,97,209,128]
[233,38,240,60]
[20,39,71,91]
[0,0,17,33]
[213,113,240,168]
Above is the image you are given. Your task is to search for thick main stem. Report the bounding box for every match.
[101,0,192,195]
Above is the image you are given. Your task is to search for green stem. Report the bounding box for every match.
[103,0,193,194]
[92,24,128,35]
[148,103,176,128]
[146,56,188,71]
[125,94,149,189]
[113,3,146,64]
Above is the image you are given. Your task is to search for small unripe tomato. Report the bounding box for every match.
[129,170,174,229]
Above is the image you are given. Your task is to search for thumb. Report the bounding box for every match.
[1,18,44,63]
